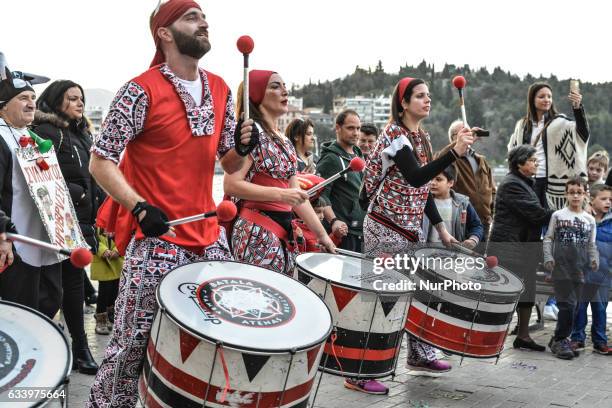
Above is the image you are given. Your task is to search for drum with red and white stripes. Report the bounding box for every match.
[405,247,524,358]
[295,253,411,379]
[139,260,332,408]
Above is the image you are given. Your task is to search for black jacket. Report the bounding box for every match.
[489,171,554,284]
[32,112,98,248]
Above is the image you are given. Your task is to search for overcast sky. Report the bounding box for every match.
[2,0,611,96]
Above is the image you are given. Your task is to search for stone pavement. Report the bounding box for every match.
[61,304,611,408]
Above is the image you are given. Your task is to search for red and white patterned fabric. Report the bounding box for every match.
[362,123,432,241]
[231,131,298,275]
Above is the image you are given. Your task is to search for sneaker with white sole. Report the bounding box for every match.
[407,359,452,373]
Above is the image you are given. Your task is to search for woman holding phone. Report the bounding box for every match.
[508,81,589,210]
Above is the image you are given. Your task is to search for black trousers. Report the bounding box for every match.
[60,259,88,348]
[339,233,364,253]
[96,279,119,314]
[553,279,582,340]
[0,256,62,319]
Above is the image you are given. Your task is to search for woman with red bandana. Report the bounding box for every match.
[224,70,336,274]
[361,77,475,378]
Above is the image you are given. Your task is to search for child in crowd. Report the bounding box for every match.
[424,164,484,248]
[90,228,123,335]
[544,177,599,360]
[294,197,344,252]
[570,184,612,354]
[587,151,609,189]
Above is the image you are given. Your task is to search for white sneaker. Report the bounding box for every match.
[543,305,557,321]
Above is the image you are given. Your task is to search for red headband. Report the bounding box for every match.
[397,77,415,105]
[149,0,202,67]
[249,70,275,105]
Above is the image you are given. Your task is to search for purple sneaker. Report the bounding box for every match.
[344,379,389,395]
[407,359,452,373]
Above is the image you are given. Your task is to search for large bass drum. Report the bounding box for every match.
[295,253,410,379]
[139,261,332,408]
[0,300,71,407]
[405,247,524,358]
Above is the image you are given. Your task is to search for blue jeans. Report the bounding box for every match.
[571,283,609,346]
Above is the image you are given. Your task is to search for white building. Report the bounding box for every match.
[85,106,106,136]
[333,95,390,129]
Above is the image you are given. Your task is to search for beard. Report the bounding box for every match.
[169,26,211,59]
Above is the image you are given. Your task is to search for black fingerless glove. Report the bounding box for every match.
[131,202,169,237]
[234,119,260,157]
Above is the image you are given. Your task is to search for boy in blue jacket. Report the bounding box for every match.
[571,184,612,354]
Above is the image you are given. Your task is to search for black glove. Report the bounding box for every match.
[0,212,16,234]
[234,119,259,157]
[131,202,169,237]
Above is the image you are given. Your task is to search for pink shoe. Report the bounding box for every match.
[344,378,389,395]
[407,359,452,373]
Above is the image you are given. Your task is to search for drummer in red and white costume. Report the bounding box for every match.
[362,77,475,373]
[225,70,336,275]
[86,1,254,406]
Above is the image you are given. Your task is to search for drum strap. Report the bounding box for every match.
[368,212,419,242]
[239,207,290,242]
[217,346,231,403]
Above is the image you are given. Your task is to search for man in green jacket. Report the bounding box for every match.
[317,109,366,252]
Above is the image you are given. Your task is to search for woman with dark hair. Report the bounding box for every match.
[489,145,554,351]
[32,80,99,374]
[286,117,316,173]
[361,77,474,383]
[224,70,335,275]
[508,82,589,210]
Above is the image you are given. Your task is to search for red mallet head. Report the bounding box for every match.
[452,75,467,90]
[70,247,93,268]
[216,201,237,222]
[485,255,498,269]
[349,157,366,172]
[237,35,254,55]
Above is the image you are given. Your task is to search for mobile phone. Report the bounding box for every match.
[474,129,490,137]
[570,79,580,93]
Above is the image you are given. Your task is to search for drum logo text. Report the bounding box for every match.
[197,278,295,328]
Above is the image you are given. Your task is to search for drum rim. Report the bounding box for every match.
[156,260,334,354]
[296,253,412,295]
[0,300,72,401]
[412,247,524,297]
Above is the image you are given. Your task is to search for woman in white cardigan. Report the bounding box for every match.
[508,82,589,210]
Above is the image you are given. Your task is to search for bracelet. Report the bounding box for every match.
[131,201,148,218]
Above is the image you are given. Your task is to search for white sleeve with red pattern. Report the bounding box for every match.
[91,81,149,164]
[217,91,236,158]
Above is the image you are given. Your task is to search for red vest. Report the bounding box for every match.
[97,67,230,254]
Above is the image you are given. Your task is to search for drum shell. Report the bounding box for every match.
[140,308,324,408]
[296,266,409,378]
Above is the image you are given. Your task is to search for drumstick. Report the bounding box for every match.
[452,75,469,128]
[6,233,93,268]
[167,201,237,227]
[236,35,254,120]
[307,157,365,197]
[451,243,498,268]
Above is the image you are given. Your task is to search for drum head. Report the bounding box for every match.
[158,261,332,353]
[414,247,523,295]
[0,301,70,401]
[296,253,410,294]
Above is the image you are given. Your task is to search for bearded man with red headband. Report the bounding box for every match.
[86,1,255,406]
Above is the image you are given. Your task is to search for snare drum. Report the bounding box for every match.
[0,300,70,407]
[405,247,524,358]
[295,253,410,379]
[139,261,332,408]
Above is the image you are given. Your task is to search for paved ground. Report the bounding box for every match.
[61,302,611,408]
